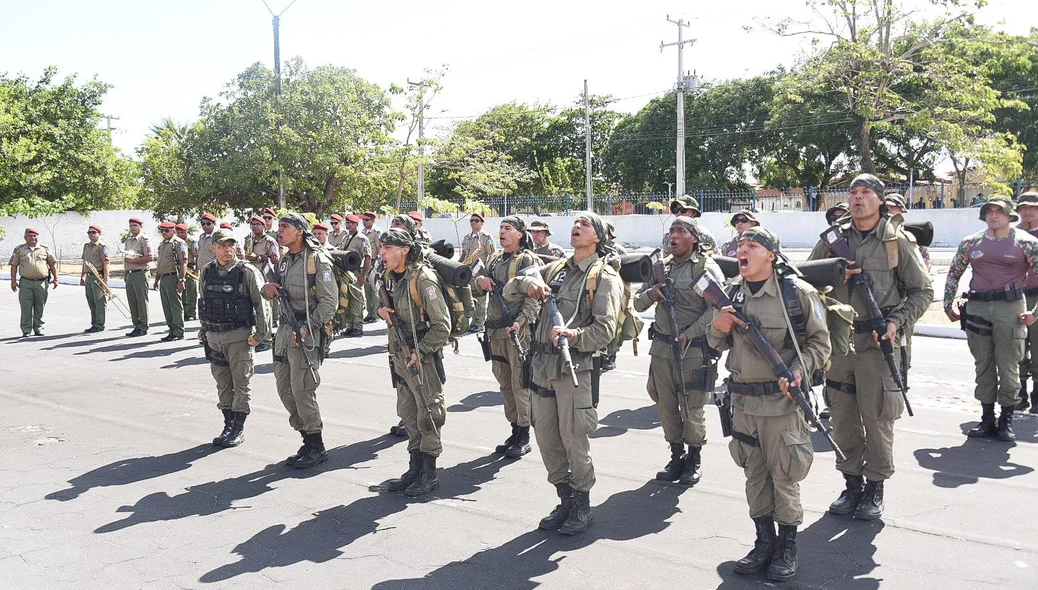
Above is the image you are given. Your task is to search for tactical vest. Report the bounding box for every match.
[199,263,255,330]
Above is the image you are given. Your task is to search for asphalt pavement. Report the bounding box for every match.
[1,284,1036,589]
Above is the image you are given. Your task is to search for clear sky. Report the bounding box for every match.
[2,0,1034,156]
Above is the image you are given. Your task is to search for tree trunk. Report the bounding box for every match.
[322,176,339,216]
[858,122,877,174]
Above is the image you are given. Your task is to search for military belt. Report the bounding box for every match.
[158,272,177,278]
[20,277,46,281]
[1025,287,1038,298]
[727,381,782,396]
[532,383,556,398]
[530,340,560,355]
[647,325,703,347]
[826,378,857,394]
[201,322,248,333]
[126,269,147,274]
[732,430,759,447]
[964,287,1023,302]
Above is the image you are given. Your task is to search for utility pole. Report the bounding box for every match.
[584,79,593,211]
[661,15,696,198]
[407,79,426,203]
[263,0,300,210]
[103,115,120,134]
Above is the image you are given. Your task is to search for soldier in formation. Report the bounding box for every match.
[1014,191,1038,412]
[462,212,495,333]
[176,223,199,321]
[122,217,154,337]
[663,195,717,255]
[719,210,759,257]
[338,213,371,337]
[361,211,381,323]
[530,219,565,258]
[153,221,188,342]
[9,227,58,337]
[328,213,349,249]
[80,225,109,333]
[246,215,279,353]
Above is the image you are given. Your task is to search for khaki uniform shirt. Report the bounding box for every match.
[329,229,349,250]
[122,234,153,271]
[184,238,199,271]
[340,231,371,258]
[384,262,452,357]
[155,236,188,276]
[10,244,55,279]
[534,242,565,259]
[81,241,109,273]
[634,253,722,358]
[245,232,279,274]
[483,249,541,341]
[461,230,495,266]
[268,247,338,336]
[808,216,933,353]
[199,260,270,344]
[707,273,832,416]
[362,226,380,256]
[197,232,216,271]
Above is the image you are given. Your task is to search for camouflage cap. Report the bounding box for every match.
[529,219,551,235]
[825,202,850,225]
[279,212,310,232]
[211,228,237,244]
[884,193,907,210]
[669,217,703,240]
[391,214,417,235]
[380,227,415,248]
[730,209,759,225]
[1017,191,1038,208]
[850,173,885,195]
[980,197,1019,222]
[738,226,781,255]
[670,195,701,216]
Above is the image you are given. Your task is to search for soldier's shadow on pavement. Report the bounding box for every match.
[715,514,884,589]
[590,404,660,438]
[367,481,690,589]
[2,332,79,343]
[94,434,404,535]
[45,444,221,502]
[326,344,387,359]
[42,335,126,350]
[161,354,209,369]
[114,344,198,360]
[447,390,503,412]
[915,431,1035,488]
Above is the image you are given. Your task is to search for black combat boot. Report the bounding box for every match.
[828,473,865,515]
[1030,389,1038,414]
[967,403,997,438]
[539,483,574,530]
[389,420,408,437]
[600,353,617,372]
[294,432,328,469]
[404,453,439,497]
[655,443,687,482]
[559,490,593,535]
[733,515,778,574]
[767,525,799,581]
[1017,378,1031,412]
[285,431,309,466]
[386,450,423,492]
[679,445,702,486]
[213,409,234,446]
[504,426,531,458]
[221,412,247,447]
[853,480,885,520]
[996,406,1016,442]
[495,423,518,454]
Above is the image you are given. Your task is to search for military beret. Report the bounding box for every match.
[345,214,361,223]
[88,225,102,234]
[24,227,39,235]
[262,207,277,217]
[362,211,377,220]
[129,217,144,225]
[158,221,176,229]
[200,213,217,223]
[470,212,485,222]
[174,223,188,231]
[220,222,234,230]
[330,213,343,222]
[407,211,423,222]
[250,215,265,225]
[313,222,330,231]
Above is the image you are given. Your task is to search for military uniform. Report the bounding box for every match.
[329,227,349,250]
[183,235,199,320]
[122,231,153,335]
[245,231,279,346]
[9,239,56,336]
[414,226,432,246]
[155,233,188,339]
[662,195,717,255]
[197,229,217,323]
[534,242,565,259]
[634,250,722,485]
[81,239,110,332]
[199,249,269,448]
[339,229,371,333]
[362,221,381,320]
[1016,192,1038,412]
[462,229,495,330]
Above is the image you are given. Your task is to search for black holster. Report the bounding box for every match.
[434,353,447,385]
[520,356,533,390]
[388,356,401,388]
[477,333,492,362]
[591,356,601,408]
[958,303,968,333]
[715,380,733,438]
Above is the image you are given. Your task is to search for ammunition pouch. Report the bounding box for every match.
[1025,287,1038,298]
[963,311,994,337]
[521,355,533,389]
[685,363,718,392]
[531,340,560,356]
[965,285,1023,302]
[203,341,229,367]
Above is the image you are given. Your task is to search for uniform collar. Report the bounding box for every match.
[571,252,600,272]
[741,271,780,298]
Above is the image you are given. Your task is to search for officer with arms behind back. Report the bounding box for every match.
[122,217,154,337]
[176,223,199,321]
[153,221,188,341]
[80,225,109,333]
[9,227,58,337]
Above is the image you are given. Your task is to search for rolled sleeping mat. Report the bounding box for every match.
[619,253,653,283]
[428,252,472,287]
[428,239,455,260]
[714,256,849,290]
[330,250,362,273]
[903,220,933,247]
[538,254,561,266]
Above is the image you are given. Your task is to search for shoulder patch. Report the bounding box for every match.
[970,250,984,260]
[426,285,438,301]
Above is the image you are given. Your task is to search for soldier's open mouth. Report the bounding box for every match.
[738,256,749,268]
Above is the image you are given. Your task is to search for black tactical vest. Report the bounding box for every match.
[199,263,255,330]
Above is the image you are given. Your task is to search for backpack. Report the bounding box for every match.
[542,254,625,342]
[409,265,472,341]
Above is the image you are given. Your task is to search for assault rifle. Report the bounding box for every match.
[693,271,847,462]
[276,286,314,372]
[648,248,690,419]
[471,260,528,364]
[819,225,913,417]
[518,266,579,387]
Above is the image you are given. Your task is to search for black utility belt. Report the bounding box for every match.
[727,381,783,396]
[20,277,46,281]
[530,341,561,355]
[202,322,250,333]
[1026,287,1038,298]
[126,269,147,274]
[964,287,1024,302]
[647,325,703,347]
[158,272,181,279]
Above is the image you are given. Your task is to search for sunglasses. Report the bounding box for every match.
[201,221,214,225]
[262,216,274,221]
[87,231,99,235]
[733,218,750,224]
[250,222,264,227]
[470,219,481,223]
[331,221,341,225]
[161,228,174,233]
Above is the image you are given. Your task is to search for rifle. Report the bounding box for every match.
[375,262,439,434]
[276,286,315,373]
[693,270,847,462]
[518,266,578,387]
[471,260,528,364]
[648,249,691,419]
[819,225,913,417]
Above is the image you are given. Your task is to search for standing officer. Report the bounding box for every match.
[720,210,760,257]
[945,197,1038,441]
[505,212,623,536]
[361,211,381,323]
[474,216,541,458]
[339,213,372,337]
[709,227,831,582]
[808,174,933,521]
[261,207,278,240]
[462,212,496,333]
[1014,191,1038,412]
[246,215,280,352]
[634,217,722,485]
[662,195,717,255]
[262,213,338,469]
[199,228,269,448]
[9,228,58,337]
[377,228,452,496]
[530,220,565,258]
[176,223,199,321]
[153,221,188,341]
[408,211,432,245]
[122,217,154,337]
[197,214,218,305]
[328,213,348,249]
[80,225,109,333]
[312,222,333,248]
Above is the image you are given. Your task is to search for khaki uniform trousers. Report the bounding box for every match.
[364,271,378,317]
[208,337,254,413]
[393,352,446,456]
[85,274,107,330]
[344,272,364,329]
[273,326,323,433]
[125,270,150,332]
[965,298,1026,407]
[158,274,185,337]
[1018,293,1038,390]
[17,277,48,334]
[490,335,532,427]
[472,292,487,328]
[728,398,813,526]
[646,353,710,447]
[531,372,598,492]
[183,275,198,319]
[825,349,905,482]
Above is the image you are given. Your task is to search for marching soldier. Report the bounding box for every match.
[312,222,334,248]
[709,227,831,582]
[262,213,338,469]
[1016,191,1038,412]
[377,228,451,496]
[605,222,628,256]
[80,225,109,333]
[176,223,199,321]
[339,213,372,337]
[884,194,931,269]
[719,210,760,257]
[530,219,565,258]
[474,216,541,458]
[9,227,58,337]
[361,211,381,323]
[153,221,188,341]
[461,212,495,333]
[662,195,717,255]
[408,211,432,245]
[328,213,349,249]
[945,196,1038,441]
[246,215,279,352]
[198,228,269,448]
[122,217,154,337]
[505,212,623,535]
[808,174,933,521]
[634,217,722,486]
